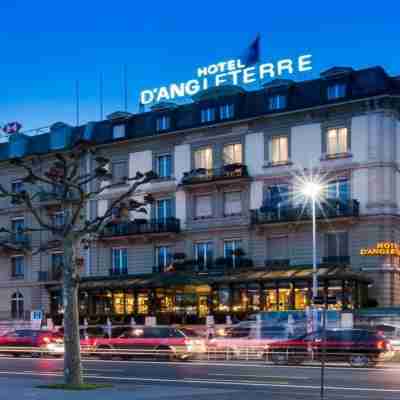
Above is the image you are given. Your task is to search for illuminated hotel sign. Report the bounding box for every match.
[360,242,400,256]
[140,54,313,105]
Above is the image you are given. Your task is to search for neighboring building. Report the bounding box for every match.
[1,65,400,324]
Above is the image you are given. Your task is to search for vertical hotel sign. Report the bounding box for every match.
[140,54,313,105]
[360,242,400,256]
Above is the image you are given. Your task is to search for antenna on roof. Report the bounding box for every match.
[75,80,80,126]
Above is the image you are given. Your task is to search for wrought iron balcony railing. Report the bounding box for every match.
[109,267,128,276]
[251,199,359,225]
[101,217,180,238]
[181,163,248,185]
[322,256,351,265]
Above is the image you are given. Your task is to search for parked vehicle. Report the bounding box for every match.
[0,329,64,357]
[57,327,99,354]
[95,326,206,360]
[374,324,400,351]
[268,328,394,367]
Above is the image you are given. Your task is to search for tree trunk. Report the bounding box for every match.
[62,237,83,385]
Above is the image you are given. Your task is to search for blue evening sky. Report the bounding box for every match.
[0,0,399,132]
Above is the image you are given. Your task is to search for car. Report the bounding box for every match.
[208,322,300,360]
[95,326,206,361]
[267,328,394,367]
[56,327,99,354]
[0,329,64,357]
[374,324,400,351]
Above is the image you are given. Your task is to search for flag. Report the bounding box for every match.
[3,121,22,134]
[242,34,261,67]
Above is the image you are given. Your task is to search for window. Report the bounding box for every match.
[11,180,23,193]
[156,246,172,271]
[52,212,65,228]
[223,143,242,165]
[325,232,349,258]
[194,147,213,170]
[219,104,234,120]
[112,160,128,184]
[156,198,173,220]
[157,154,172,178]
[195,195,212,218]
[195,242,213,268]
[11,218,25,242]
[201,108,215,123]
[111,248,128,274]
[113,124,125,139]
[264,184,289,209]
[11,256,24,279]
[156,116,170,132]
[224,240,242,265]
[11,292,24,319]
[224,191,242,216]
[326,127,348,155]
[327,83,346,100]
[270,136,289,164]
[326,180,350,201]
[267,236,289,261]
[268,94,286,110]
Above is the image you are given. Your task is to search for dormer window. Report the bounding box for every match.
[219,104,234,120]
[156,115,170,132]
[327,83,346,100]
[268,94,286,111]
[113,124,125,139]
[201,107,215,123]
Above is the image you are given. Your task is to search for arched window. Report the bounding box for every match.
[11,292,24,319]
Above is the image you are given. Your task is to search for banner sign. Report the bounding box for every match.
[360,242,400,256]
[140,54,313,105]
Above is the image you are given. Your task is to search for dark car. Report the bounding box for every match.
[0,329,64,357]
[95,326,206,361]
[268,328,394,367]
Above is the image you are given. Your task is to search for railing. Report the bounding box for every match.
[251,199,360,224]
[0,233,30,249]
[109,267,128,276]
[322,256,350,265]
[38,268,63,282]
[101,217,180,238]
[181,163,248,185]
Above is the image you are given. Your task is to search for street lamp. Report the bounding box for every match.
[301,180,322,300]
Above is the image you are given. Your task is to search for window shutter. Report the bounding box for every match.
[224,192,242,215]
[195,195,212,217]
[267,236,288,260]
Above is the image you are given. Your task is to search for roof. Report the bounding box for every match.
[75,265,371,291]
[1,66,399,163]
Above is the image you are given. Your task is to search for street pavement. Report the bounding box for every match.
[0,357,399,399]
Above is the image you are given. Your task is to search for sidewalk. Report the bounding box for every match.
[0,377,238,400]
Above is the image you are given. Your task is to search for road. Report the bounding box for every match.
[0,357,399,399]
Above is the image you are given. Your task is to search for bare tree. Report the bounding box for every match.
[0,139,156,385]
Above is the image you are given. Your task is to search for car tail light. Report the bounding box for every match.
[376,340,385,350]
[41,336,51,344]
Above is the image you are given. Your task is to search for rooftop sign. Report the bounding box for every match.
[140,54,313,105]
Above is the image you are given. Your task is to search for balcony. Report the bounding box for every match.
[109,267,128,276]
[0,233,30,254]
[100,217,180,240]
[322,256,350,265]
[251,199,359,226]
[181,163,249,186]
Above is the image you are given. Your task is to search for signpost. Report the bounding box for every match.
[313,296,337,400]
[30,310,43,330]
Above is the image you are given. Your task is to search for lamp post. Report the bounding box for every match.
[301,181,322,300]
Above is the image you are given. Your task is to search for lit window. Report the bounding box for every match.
[201,108,216,123]
[156,199,173,220]
[224,192,242,216]
[111,248,128,274]
[156,116,170,132]
[113,124,125,139]
[223,143,242,165]
[327,83,346,100]
[156,246,172,271]
[327,127,348,155]
[194,147,213,169]
[195,195,212,218]
[326,180,349,201]
[268,94,286,110]
[270,136,289,164]
[157,154,172,178]
[219,104,234,120]
[195,242,213,268]
[11,256,24,278]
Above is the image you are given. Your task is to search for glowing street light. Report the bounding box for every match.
[301,179,323,300]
